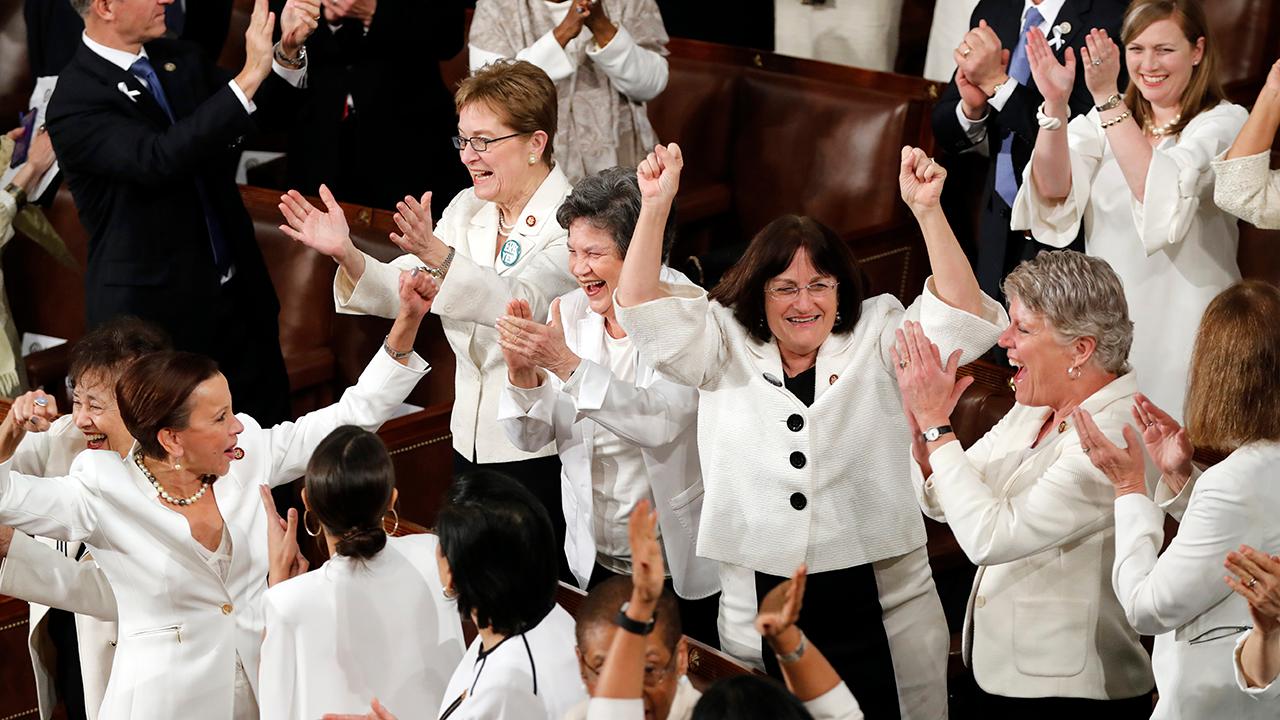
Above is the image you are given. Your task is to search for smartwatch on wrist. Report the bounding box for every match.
[615,602,657,635]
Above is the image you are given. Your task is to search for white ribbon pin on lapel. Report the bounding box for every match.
[117,81,141,103]
[1048,21,1071,50]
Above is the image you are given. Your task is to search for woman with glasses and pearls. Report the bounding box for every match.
[280,60,577,568]
[611,144,1006,720]
[0,275,434,720]
[258,426,465,719]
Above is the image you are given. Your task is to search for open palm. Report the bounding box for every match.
[1131,394,1193,479]
[1026,28,1076,105]
[279,185,353,260]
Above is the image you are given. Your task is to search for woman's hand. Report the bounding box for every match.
[5,390,58,434]
[1072,408,1146,497]
[23,126,55,178]
[1226,546,1280,635]
[498,298,543,388]
[1130,393,1193,495]
[579,0,617,46]
[496,297,581,381]
[279,0,321,59]
[322,698,398,720]
[390,192,450,269]
[756,564,807,655]
[637,143,683,208]
[892,321,973,431]
[396,268,437,320]
[899,147,947,215]
[554,0,589,47]
[627,499,664,616]
[1080,28,1122,105]
[1026,26,1076,108]
[259,485,309,588]
[279,185,356,265]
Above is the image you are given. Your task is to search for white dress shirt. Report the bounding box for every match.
[258,534,467,719]
[1112,441,1280,719]
[437,604,586,720]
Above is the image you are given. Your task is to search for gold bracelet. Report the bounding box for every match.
[1100,110,1132,130]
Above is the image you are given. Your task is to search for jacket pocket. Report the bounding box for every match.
[1013,598,1089,677]
[127,623,183,643]
[668,480,705,537]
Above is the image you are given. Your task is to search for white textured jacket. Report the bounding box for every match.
[917,373,1155,700]
[497,268,719,599]
[335,168,577,463]
[0,350,428,719]
[1213,149,1280,230]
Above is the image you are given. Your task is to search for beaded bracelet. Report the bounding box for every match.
[1101,110,1132,130]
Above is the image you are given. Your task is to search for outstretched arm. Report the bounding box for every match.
[1226,59,1280,160]
[899,147,984,316]
[615,144,681,308]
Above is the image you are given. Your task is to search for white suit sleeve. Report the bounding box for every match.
[803,682,865,720]
[1112,468,1258,636]
[914,409,1018,522]
[560,360,696,448]
[470,32,578,82]
[877,278,1006,374]
[1213,150,1280,230]
[257,591,300,720]
[613,284,732,390]
[0,531,117,620]
[334,251,424,318]
[585,26,668,101]
[261,349,429,487]
[585,698,644,720]
[926,434,1117,567]
[497,373,560,453]
[430,237,577,327]
[0,458,98,543]
[1129,103,1249,255]
[1011,110,1106,247]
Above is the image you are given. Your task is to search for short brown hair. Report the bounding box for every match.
[1185,282,1280,452]
[456,60,558,165]
[117,352,221,460]
[709,215,866,344]
[69,317,171,390]
[1121,0,1225,137]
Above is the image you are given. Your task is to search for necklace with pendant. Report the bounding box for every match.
[1146,113,1182,137]
[134,453,211,507]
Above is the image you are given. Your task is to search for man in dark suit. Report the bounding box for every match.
[46,0,319,425]
[932,0,1128,301]
[277,0,470,210]
[25,0,234,79]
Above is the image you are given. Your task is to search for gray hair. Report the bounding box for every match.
[69,0,92,16]
[555,166,677,262]
[1002,250,1133,374]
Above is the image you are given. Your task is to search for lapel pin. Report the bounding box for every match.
[762,372,784,387]
[829,374,838,385]
[163,62,177,72]
[117,82,141,102]
[1057,421,1068,433]
[1048,22,1071,50]
[525,215,537,227]
[232,447,245,460]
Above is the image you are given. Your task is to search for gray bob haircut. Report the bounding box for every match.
[555,166,678,262]
[1002,250,1134,375]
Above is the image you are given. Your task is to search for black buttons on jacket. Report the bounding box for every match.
[790,451,806,469]
[787,414,804,432]
[790,492,807,510]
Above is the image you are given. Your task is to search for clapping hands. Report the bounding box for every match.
[279,185,356,264]
[1026,27,1076,107]
[1080,28,1122,105]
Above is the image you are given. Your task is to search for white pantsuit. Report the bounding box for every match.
[336,168,577,464]
[916,373,1155,700]
[1112,441,1280,719]
[1012,102,1249,422]
[0,350,428,719]
[616,278,1006,718]
[258,533,466,719]
[1213,149,1280,230]
[497,268,718,599]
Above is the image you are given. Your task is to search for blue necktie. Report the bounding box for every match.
[994,6,1045,208]
[130,56,232,276]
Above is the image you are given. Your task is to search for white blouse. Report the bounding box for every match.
[437,604,586,720]
[258,534,466,719]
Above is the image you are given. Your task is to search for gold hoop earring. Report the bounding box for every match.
[303,509,322,538]
[442,585,458,601]
[385,508,400,536]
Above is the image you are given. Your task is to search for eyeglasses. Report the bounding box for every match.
[451,132,525,152]
[765,280,839,299]
[583,652,676,687]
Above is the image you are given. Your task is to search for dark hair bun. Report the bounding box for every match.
[335,525,387,560]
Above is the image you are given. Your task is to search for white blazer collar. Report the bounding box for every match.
[466,166,571,274]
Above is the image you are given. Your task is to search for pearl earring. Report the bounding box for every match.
[528,154,537,165]
[172,459,182,471]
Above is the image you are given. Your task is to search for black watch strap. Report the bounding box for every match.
[922,425,954,443]
[615,602,657,635]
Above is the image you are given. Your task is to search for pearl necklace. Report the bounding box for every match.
[1146,113,1182,137]
[497,209,516,236]
[134,453,211,507]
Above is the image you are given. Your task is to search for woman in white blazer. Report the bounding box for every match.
[0,275,434,720]
[612,144,1005,719]
[898,250,1154,715]
[494,166,719,641]
[1077,281,1280,720]
[1213,58,1280,230]
[1225,545,1280,702]
[0,317,169,720]
[280,59,578,559]
[1015,2,1248,422]
[258,426,466,719]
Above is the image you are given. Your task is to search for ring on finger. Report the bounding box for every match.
[1092,59,1102,66]
[960,45,972,57]
[898,359,909,370]
[1247,576,1258,588]
[1082,446,1091,453]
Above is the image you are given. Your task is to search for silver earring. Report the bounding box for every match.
[1067,365,1081,380]
[835,311,842,323]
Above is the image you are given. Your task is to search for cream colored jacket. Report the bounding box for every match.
[1213,149,1280,230]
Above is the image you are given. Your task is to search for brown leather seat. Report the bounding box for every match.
[1206,0,1280,104]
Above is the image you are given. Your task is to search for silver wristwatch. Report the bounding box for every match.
[1095,93,1124,112]
[922,425,953,443]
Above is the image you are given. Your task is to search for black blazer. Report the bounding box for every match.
[46,39,292,355]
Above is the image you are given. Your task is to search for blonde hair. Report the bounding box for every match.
[1185,282,1280,452]
[1121,0,1225,136]
[1002,251,1133,375]
[455,60,558,165]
